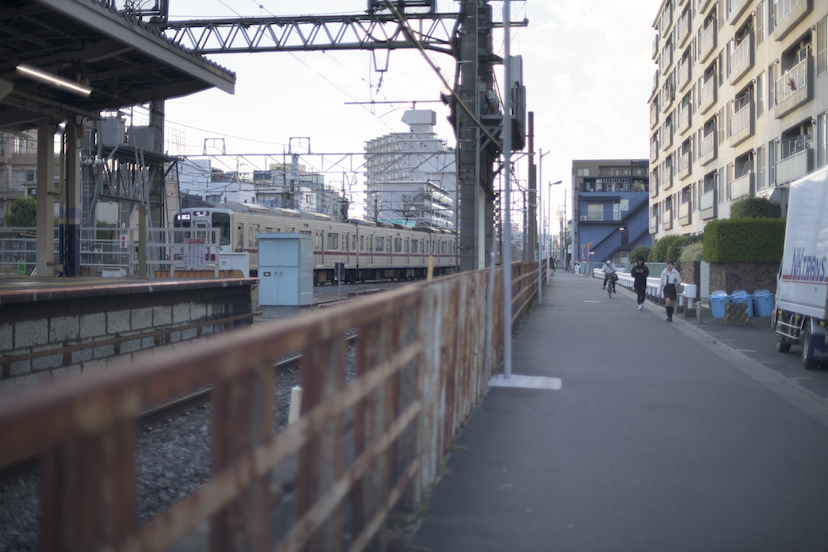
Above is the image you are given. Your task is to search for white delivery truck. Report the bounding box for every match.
[773,167,828,370]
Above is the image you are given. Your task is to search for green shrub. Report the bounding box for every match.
[5,197,36,227]
[703,218,785,262]
[666,236,689,265]
[649,234,683,262]
[730,197,782,219]
[630,246,651,263]
[679,242,704,262]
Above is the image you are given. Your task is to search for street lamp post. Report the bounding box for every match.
[538,149,550,304]
[549,180,563,276]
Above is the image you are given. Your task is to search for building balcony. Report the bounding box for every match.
[699,132,717,165]
[776,148,812,185]
[678,0,688,5]
[652,34,659,60]
[650,103,659,129]
[728,33,754,85]
[678,201,692,226]
[774,56,812,119]
[700,189,717,219]
[699,76,717,114]
[729,101,754,147]
[662,214,673,231]
[729,0,750,24]
[677,106,692,135]
[677,58,691,92]
[652,69,659,93]
[731,172,753,200]
[677,11,691,49]
[660,46,674,76]
[662,167,674,191]
[661,5,674,36]
[700,0,713,11]
[678,152,692,180]
[661,87,674,113]
[774,0,812,41]
[662,128,673,151]
[699,22,717,63]
[650,215,659,233]
[650,141,660,163]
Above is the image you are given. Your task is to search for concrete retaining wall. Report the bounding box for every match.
[0,279,255,396]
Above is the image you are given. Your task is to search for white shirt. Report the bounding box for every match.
[658,267,682,295]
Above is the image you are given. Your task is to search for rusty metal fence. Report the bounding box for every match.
[0,261,542,551]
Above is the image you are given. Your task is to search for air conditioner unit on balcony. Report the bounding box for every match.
[580,216,588,221]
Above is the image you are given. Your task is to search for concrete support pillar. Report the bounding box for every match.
[65,120,81,277]
[36,119,55,277]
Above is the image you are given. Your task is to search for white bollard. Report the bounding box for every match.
[288,386,303,425]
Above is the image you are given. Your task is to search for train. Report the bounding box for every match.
[172,203,458,284]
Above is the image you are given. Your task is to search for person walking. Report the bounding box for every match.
[658,260,682,322]
[631,256,649,310]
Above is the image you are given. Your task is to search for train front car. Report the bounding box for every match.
[171,208,234,270]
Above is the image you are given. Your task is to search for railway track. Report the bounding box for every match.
[0,335,358,484]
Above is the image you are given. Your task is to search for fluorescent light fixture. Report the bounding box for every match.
[16,64,92,97]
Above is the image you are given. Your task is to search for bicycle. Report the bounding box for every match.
[606,273,617,298]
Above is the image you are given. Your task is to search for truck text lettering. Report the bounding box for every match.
[790,248,828,282]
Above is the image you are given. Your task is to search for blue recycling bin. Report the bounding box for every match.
[730,290,753,317]
[709,291,730,319]
[753,289,775,317]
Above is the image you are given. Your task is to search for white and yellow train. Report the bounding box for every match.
[173,203,458,283]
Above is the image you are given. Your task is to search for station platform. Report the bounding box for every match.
[409,272,828,551]
[0,275,256,395]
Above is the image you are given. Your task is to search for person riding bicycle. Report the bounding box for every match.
[602,259,618,291]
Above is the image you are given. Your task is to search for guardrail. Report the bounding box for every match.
[0,261,542,551]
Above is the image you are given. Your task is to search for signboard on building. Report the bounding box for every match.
[183,238,206,269]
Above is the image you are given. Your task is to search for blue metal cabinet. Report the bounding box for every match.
[257,233,313,306]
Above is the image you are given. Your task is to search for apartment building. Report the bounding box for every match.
[571,159,652,269]
[365,110,456,229]
[649,0,828,240]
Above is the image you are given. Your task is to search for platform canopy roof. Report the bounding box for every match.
[0,0,236,130]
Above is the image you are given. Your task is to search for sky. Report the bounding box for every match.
[155,0,662,226]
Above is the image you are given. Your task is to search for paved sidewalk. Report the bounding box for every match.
[408,272,828,552]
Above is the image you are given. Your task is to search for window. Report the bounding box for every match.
[360,235,364,252]
[726,163,733,201]
[718,107,725,143]
[404,239,409,253]
[769,140,776,186]
[412,239,419,254]
[587,203,603,221]
[819,17,828,76]
[315,232,323,250]
[757,72,765,117]
[576,168,590,177]
[394,237,402,252]
[757,146,766,189]
[442,241,447,254]
[212,212,231,246]
[819,112,827,168]
[718,167,725,203]
[206,195,221,206]
[757,2,765,45]
[327,233,339,251]
[768,62,776,108]
[386,237,391,253]
[375,236,384,252]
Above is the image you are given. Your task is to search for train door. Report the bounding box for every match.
[405,237,410,265]
[315,230,324,267]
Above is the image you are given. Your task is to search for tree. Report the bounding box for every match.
[5,197,36,227]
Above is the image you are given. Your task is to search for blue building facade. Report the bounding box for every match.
[572,159,652,271]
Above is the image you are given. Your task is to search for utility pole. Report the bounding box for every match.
[527,111,535,262]
[457,0,497,271]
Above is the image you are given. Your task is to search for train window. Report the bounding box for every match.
[327,233,339,251]
[238,225,243,249]
[173,213,191,244]
[352,235,357,251]
[212,212,231,245]
[266,227,273,234]
[253,225,260,246]
[405,239,409,253]
[375,236,383,252]
[394,238,402,253]
[315,232,323,250]
[386,237,391,252]
[360,235,364,252]
[299,230,311,236]
[412,239,418,254]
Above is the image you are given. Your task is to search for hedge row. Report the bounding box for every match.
[702,218,785,263]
